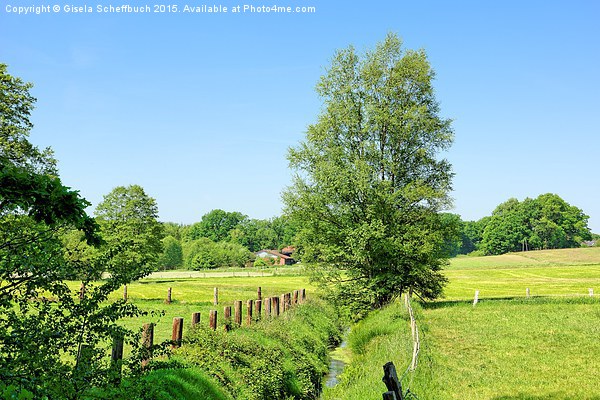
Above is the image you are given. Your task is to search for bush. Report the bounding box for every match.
[175,299,342,400]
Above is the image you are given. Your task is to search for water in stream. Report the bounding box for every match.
[323,336,349,389]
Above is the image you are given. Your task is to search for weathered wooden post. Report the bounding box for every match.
[265,297,271,317]
[172,317,183,348]
[257,287,262,301]
[246,300,253,325]
[141,323,154,368]
[224,306,232,332]
[255,299,262,320]
[209,310,218,330]
[213,287,218,306]
[280,294,286,313]
[123,285,128,302]
[292,290,298,305]
[166,287,172,304]
[191,312,201,328]
[473,290,479,306]
[526,288,530,298]
[589,288,594,297]
[286,293,291,310]
[382,362,404,400]
[234,300,242,326]
[110,333,124,383]
[79,282,86,301]
[272,296,280,317]
[300,288,306,303]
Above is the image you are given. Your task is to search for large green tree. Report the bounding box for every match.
[186,209,247,242]
[283,34,455,313]
[95,185,164,278]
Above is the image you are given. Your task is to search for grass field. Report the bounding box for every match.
[327,247,600,400]
[444,247,600,300]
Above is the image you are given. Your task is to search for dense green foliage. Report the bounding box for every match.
[95,185,164,277]
[0,64,166,399]
[457,194,591,256]
[159,235,183,269]
[284,33,455,314]
[174,299,342,400]
[182,238,254,269]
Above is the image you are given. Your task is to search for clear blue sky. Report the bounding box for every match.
[2,1,599,232]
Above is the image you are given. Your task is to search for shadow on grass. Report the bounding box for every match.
[493,394,600,400]
[139,279,177,284]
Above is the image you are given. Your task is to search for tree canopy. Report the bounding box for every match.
[283,33,455,314]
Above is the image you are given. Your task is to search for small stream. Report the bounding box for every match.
[322,330,350,392]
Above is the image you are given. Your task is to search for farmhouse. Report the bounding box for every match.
[255,249,295,265]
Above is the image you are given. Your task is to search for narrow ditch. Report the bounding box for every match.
[322,328,350,394]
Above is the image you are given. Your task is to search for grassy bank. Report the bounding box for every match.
[162,298,342,399]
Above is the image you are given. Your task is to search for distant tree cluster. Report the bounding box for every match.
[452,193,592,256]
[155,209,300,271]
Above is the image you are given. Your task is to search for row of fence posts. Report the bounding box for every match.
[107,287,307,375]
[473,287,595,306]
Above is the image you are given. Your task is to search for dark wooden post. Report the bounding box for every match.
[172,317,183,348]
[272,296,280,317]
[255,299,262,320]
[213,287,218,305]
[141,323,154,368]
[292,290,298,305]
[383,392,397,400]
[224,306,232,332]
[300,288,306,303]
[257,286,262,300]
[110,334,124,383]
[209,310,218,330]
[246,300,253,326]
[192,312,201,327]
[166,287,172,304]
[382,362,403,400]
[234,300,242,326]
[79,282,86,301]
[123,285,128,302]
[285,293,291,310]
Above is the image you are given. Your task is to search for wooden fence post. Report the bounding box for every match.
[300,288,306,303]
[272,296,280,317]
[224,306,232,332]
[280,294,286,313]
[292,290,298,305]
[265,297,271,317]
[166,287,172,304]
[192,312,201,327]
[110,334,124,383]
[589,288,594,297]
[123,285,128,302]
[234,300,242,326]
[172,317,183,348]
[214,287,218,305]
[473,290,479,306]
[255,299,262,320]
[257,287,262,301]
[209,310,218,330]
[526,287,530,298]
[246,300,253,326]
[285,293,291,310]
[383,392,397,400]
[141,323,154,368]
[79,282,86,301]
[382,362,404,400]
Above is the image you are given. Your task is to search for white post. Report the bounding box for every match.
[526,288,530,298]
[473,290,479,306]
[589,288,594,297]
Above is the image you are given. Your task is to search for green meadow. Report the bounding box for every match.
[325,247,600,400]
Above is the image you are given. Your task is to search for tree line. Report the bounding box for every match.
[443,193,593,256]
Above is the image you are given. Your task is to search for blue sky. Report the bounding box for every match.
[2,1,599,232]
